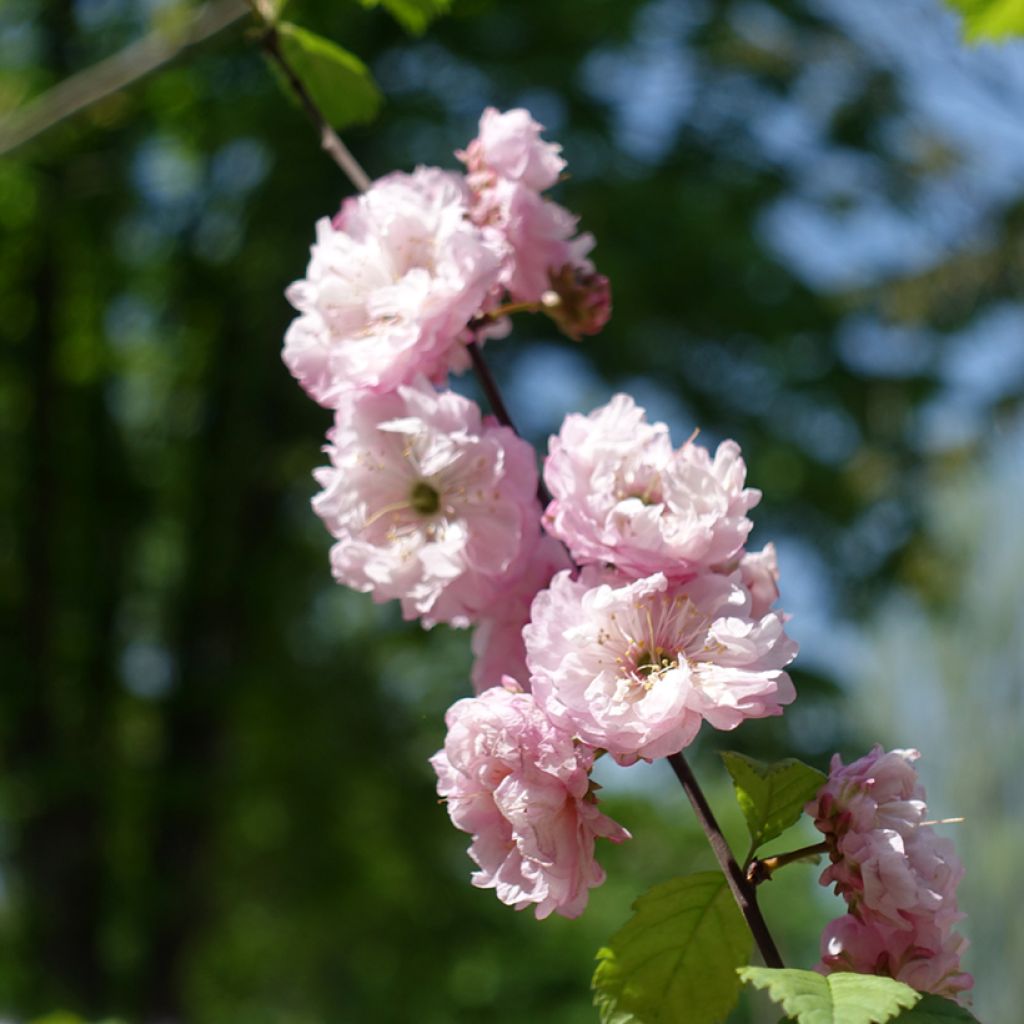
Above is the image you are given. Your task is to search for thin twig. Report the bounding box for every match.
[746,840,829,886]
[0,0,249,156]
[466,341,520,434]
[258,25,371,192]
[667,752,784,968]
[465,340,553,509]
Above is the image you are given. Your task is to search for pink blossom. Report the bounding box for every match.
[524,567,797,763]
[283,168,504,406]
[430,683,630,919]
[820,913,973,1002]
[458,107,566,192]
[474,178,594,304]
[737,543,781,618]
[543,395,761,580]
[810,746,927,842]
[312,379,540,627]
[470,534,572,694]
[809,747,972,1000]
[458,108,609,320]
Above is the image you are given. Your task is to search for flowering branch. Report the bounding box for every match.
[268,38,975,1012]
[667,752,785,967]
[464,334,783,966]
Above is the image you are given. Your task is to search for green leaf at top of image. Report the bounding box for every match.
[947,0,1024,40]
[739,967,921,1024]
[276,23,382,130]
[358,0,452,35]
[720,751,826,855]
[592,871,752,1024]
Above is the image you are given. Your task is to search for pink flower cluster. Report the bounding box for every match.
[284,109,609,409]
[431,392,798,917]
[525,395,797,766]
[285,105,973,989]
[285,110,627,920]
[808,746,973,1001]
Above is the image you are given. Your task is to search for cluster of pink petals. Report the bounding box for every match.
[459,107,566,192]
[820,911,972,1000]
[736,543,782,619]
[312,378,539,627]
[284,167,505,406]
[524,566,797,763]
[459,107,609,332]
[543,394,761,580]
[431,682,630,919]
[808,746,973,1001]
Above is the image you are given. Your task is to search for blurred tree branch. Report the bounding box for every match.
[0,0,248,156]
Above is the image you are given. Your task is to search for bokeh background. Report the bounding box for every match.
[2,0,1023,1021]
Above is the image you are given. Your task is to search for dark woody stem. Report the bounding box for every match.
[248,3,371,192]
[746,841,829,887]
[466,341,520,434]
[259,17,785,968]
[667,753,784,967]
[466,340,553,509]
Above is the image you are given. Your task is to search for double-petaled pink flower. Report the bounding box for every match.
[524,566,797,763]
[431,682,630,919]
[312,378,540,627]
[543,394,760,580]
[284,167,505,406]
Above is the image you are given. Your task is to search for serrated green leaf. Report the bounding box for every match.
[946,0,1024,40]
[721,752,826,854]
[276,23,382,130]
[358,0,451,35]
[739,967,921,1024]
[895,995,981,1022]
[592,871,752,1024]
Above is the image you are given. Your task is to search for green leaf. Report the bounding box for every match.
[358,0,452,35]
[946,0,1024,40]
[739,967,921,1024]
[895,995,982,1022]
[721,751,826,854]
[592,871,752,1024]
[276,23,382,130]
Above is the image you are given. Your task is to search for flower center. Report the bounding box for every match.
[631,645,677,688]
[617,468,663,505]
[410,480,441,516]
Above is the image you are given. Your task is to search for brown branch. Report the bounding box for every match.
[746,841,829,887]
[0,0,249,156]
[465,340,554,509]
[466,340,520,434]
[667,752,784,968]
[258,24,371,192]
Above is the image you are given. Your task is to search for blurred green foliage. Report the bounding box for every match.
[946,0,1024,41]
[2,0,1022,1021]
